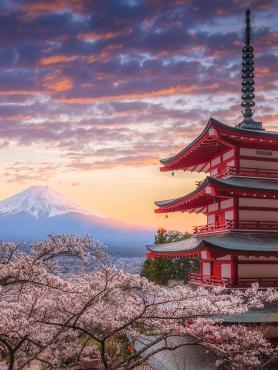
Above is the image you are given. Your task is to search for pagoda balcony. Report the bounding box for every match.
[193,220,233,234]
[193,220,278,235]
[226,166,278,179]
[188,273,278,288]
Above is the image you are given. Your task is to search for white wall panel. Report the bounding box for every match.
[208,203,218,212]
[239,256,278,261]
[240,148,278,158]
[239,210,278,221]
[227,160,235,167]
[203,263,211,276]
[240,159,278,170]
[225,210,234,220]
[217,255,231,260]
[238,264,278,278]
[221,199,233,209]
[223,149,234,161]
[239,198,278,207]
[221,264,231,278]
[208,214,215,224]
[211,156,221,167]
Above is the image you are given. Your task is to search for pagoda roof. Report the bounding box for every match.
[155,177,211,212]
[160,118,278,172]
[155,176,278,213]
[147,232,278,257]
[213,176,278,192]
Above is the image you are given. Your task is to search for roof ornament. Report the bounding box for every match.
[236,9,264,131]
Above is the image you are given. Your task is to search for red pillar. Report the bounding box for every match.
[234,196,239,228]
[231,256,238,287]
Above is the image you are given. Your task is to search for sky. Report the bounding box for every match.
[0,0,277,232]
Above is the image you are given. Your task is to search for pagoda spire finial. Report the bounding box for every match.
[237,9,264,130]
[241,9,255,119]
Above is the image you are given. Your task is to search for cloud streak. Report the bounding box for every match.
[0,0,276,179]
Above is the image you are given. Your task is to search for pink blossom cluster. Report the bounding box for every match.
[0,234,277,369]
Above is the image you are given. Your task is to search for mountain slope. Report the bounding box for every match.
[0,186,100,218]
[0,186,154,256]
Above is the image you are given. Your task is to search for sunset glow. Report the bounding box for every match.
[0,0,277,232]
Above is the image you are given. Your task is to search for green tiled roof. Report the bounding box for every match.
[217,303,278,323]
[147,233,278,254]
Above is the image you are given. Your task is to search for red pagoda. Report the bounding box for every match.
[147,9,278,289]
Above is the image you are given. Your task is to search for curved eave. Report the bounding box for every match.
[155,176,278,214]
[210,177,278,194]
[146,236,203,257]
[160,117,221,172]
[160,119,212,165]
[160,117,278,172]
[147,233,278,258]
[202,232,278,254]
[154,178,211,213]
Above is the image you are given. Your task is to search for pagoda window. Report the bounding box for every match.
[207,214,215,224]
[224,210,233,220]
[256,150,273,157]
[221,263,232,279]
[202,262,211,277]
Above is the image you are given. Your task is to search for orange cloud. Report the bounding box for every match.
[256,67,270,76]
[0,90,41,95]
[264,32,278,44]
[39,55,77,65]
[84,44,123,63]
[17,0,84,18]
[78,31,121,42]
[5,114,32,121]
[43,71,73,92]
[57,84,219,103]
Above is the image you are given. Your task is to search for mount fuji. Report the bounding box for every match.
[0,186,154,256]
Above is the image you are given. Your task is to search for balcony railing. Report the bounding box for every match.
[188,272,278,288]
[193,220,233,234]
[227,166,278,179]
[193,220,278,235]
[188,272,231,287]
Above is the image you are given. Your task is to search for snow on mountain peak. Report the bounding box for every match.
[0,186,103,218]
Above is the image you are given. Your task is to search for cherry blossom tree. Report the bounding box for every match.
[0,234,277,370]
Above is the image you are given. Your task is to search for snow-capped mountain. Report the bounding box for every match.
[0,186,154,256]
[0,186,101,218]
